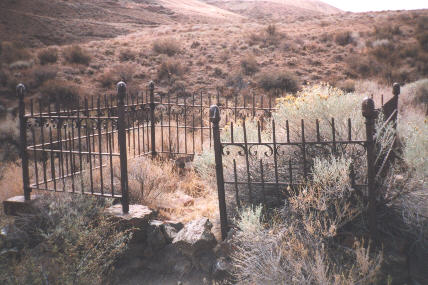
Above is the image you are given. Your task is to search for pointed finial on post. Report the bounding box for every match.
[393,83,400,96]
[210,105,220,124]
[362,97,375,118]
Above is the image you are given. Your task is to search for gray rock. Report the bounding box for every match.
[172,218,217,257]
[147,220,168,249]
[173,257,193,277]
[212,257,231,280]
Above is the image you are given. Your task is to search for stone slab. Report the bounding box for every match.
[3,195,40,216]
[105,204,156,228]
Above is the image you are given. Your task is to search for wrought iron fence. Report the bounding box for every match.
[210,84,400,239]
[15,81,275,214]
[15,79,400,239]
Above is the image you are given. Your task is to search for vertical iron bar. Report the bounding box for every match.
[301,119,307,180]
[17,84,31,200]
[362,97,377,238]
[210,105,228,240]
[117,82,129,213]
[149,81,156,158]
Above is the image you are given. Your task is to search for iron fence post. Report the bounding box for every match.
[117,82,129,213]
[362,97,376,238]
[17,84,31,201]
[392,82,400,129]
[149,81,157,158]
[210,105,228,240]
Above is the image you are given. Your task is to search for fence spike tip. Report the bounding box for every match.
[149,81,155,90]
[16,83,26,97]
[362,97,375,118]
[393,83,400,96]
[209,105,220,123]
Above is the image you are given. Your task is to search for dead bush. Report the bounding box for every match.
[372,25,402,40]
[258,70,300,93]
[9,60,33,70]
[32,66,58,88]
[152,38,181,56]
[98,63,137,87]
[37,48,58,65]
[240,55,258,76]
[157,58,185,80]
[0,69,8,87]
[40,79,81,107]
[0,41,31,64]
[0,194,131,284]
[119,48,137,62]
[336,79,356,93]
[335,31,353,46]
[417,30,428,53]
[63,45,91,65]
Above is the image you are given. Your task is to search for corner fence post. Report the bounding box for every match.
[210,105,228,240]
[149,81,157,158]
[117,82,129,213]
[362,97,376,238]
[17,84,31,201]
[392,82,400,129]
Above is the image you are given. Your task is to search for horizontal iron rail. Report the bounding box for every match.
[221,140,366,146]
[31,163,108,187]
[27,148,120,156]
[29,186,122,198]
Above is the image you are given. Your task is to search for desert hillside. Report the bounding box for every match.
[0,0,242,47]
[205,0,341,20]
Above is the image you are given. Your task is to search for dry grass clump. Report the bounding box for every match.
[40,79,81,106]
[37,47,58,65]
[31,66,58,88]
[335,31,354,46]
[9,60,33,70]
[257,70,300,93]
[128,156,217,223]
[119,48,137,62]
[0,194,131,284]
[63,45,91,65]
[97,63,137,87]
[247,24,283,47]
[0,41,31,64]
[336,79,356,93]
[157,58,185,81]
[240,55,258,76]
[0,162,22,201]
[152,38,181,56]
[230,155,383,284]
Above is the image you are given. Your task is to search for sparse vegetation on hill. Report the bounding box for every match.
[63,45,91,65]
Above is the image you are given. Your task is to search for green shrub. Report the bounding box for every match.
[0,195,131,285]
[258,70,300,93]
[240,55,258,76]
[37,48,58,65]
[63,45,91,65]
[152,38,181,56]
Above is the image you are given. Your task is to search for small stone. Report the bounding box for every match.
[105,204,156,229]
[172,218,217,257]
